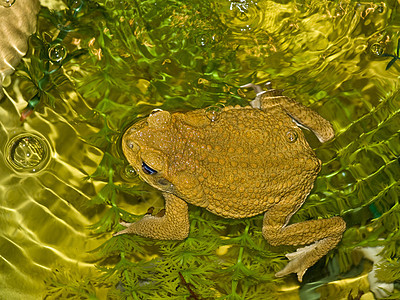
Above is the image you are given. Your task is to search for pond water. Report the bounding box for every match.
[1,0,400,299]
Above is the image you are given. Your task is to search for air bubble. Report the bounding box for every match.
[370,43,384,56]
[205,104,224,122]
[71,0,83,11]
[335,6,345,17]
[286,130,298,143]
[123,164,136,179]
[5,133,51,173]
[48,44,67,63]
[196,35,209,47]
[1,0,15,7]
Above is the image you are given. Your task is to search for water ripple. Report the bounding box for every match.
[1,0,399,298]
[0,93,107,297]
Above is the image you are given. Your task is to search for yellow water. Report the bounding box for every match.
[0,92,108,298]
[1,0,400,299]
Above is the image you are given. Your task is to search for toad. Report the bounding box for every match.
[114,83,346,282]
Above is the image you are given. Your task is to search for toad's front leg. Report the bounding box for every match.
[262,194,346,282]
[113,193,189,240]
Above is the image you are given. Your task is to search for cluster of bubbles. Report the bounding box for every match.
[221,0,267,33]
[195,33,221,47]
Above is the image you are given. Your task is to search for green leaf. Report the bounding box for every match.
[386,57,398,70]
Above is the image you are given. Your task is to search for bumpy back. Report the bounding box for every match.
[0,0,40,98]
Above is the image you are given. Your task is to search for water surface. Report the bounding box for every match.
[1,0,400,299]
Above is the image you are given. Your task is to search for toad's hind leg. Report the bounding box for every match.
[262,195,346,282]
[113,193,189,240]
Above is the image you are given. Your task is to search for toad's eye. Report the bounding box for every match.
[142,161,157,175]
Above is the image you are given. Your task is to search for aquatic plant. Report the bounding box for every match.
[17,0,91,121]
[6,0,400,298]
[382,38,400,70]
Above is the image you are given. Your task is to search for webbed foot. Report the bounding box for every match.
[275,241,323,282]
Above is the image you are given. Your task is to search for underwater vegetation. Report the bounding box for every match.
[2,0,400,299]
[382,38,400,70]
